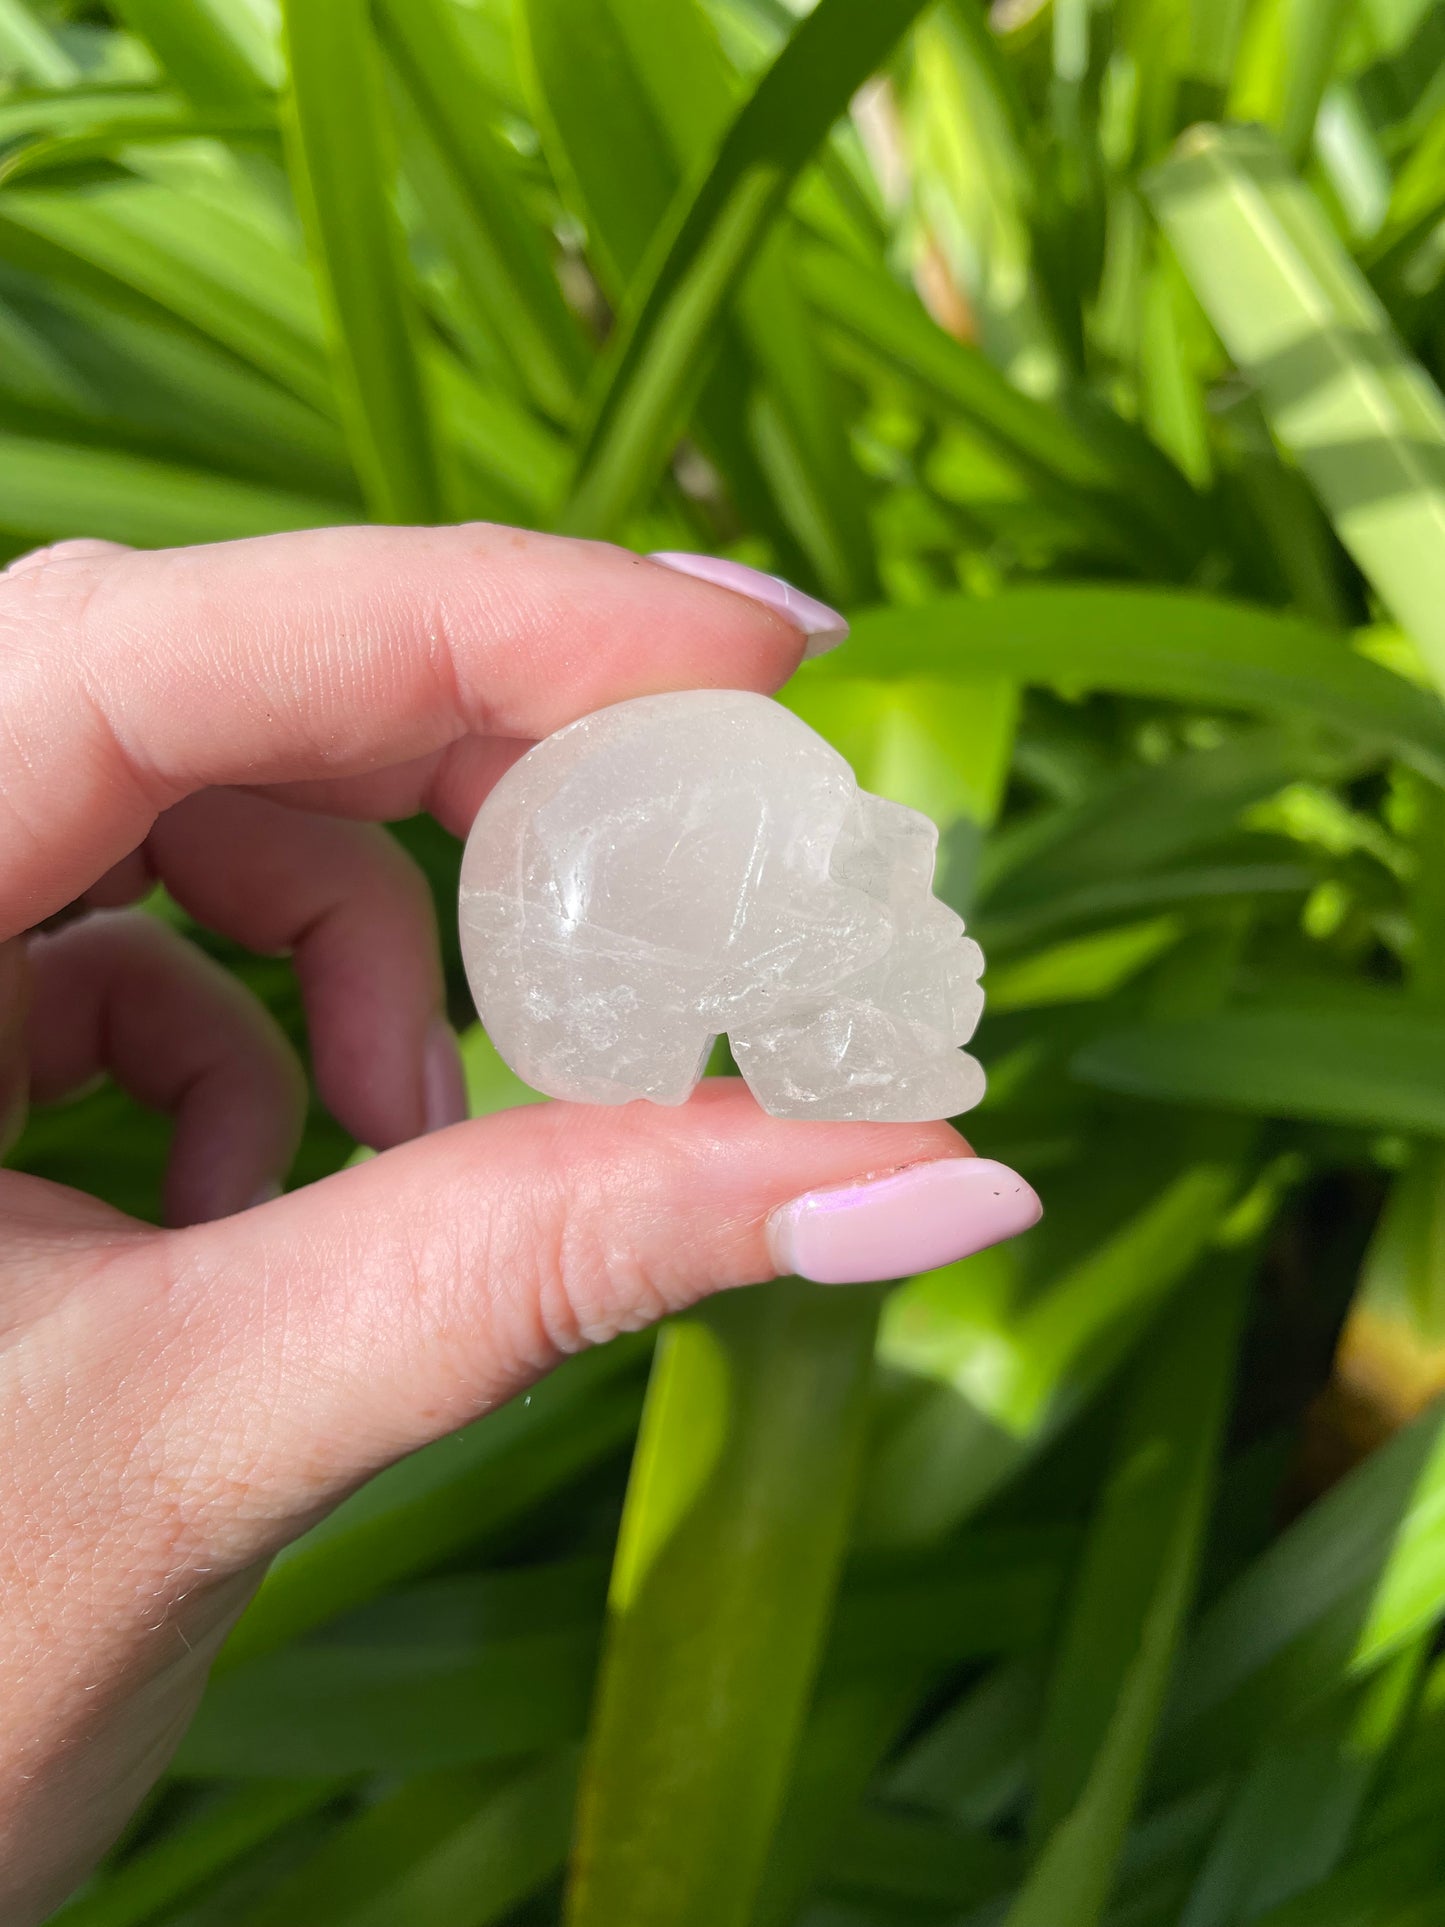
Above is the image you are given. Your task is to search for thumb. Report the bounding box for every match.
[154,1081,1041,1566]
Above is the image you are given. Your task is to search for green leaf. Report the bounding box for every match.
[565,1282,882,1927]
[1177,0,1251,124]
[1005,1268,1244,1927]
[0,105,280,189]
[178,1629,598,1778]
[0,430,350,544]
[108,0,279,106]
[433,350,569,521]
[863,1158,1240,1543]
[0,183,335,412]
[810,588,1445,784]
[1163,1396,1445,1776]
[828,1525,1077,1673]
[0,0,77,86]
[799,242,1189,571]
[518,0,805,570]
[1179,1639,1429,1927]
[374,0,586,425]
[1364,1655,1445,1847]
[784,672,1017,835]
[1075,1007,1445,1136]
[0,85,180,150]
[516,0,679,304]
[901,3,1057,391]
[50,1783,340,1927]
[885,1657,1045,1828]
[278,0,444,520]
[1148,124,1445,702]
[751,1674,935,1927]
[981,724,1345,912]
[1249,0,1358,162]
[1248,1819,1445,1927]
[737,242,879,605]
[821,1804,1019,1914]
[236,1755,577,1927]
[985,917,1183,1013]
[217,1338,645,1669]
[560,0,932,539]
[0,267,355,498]
[747,1523,1073,1927]
[604,0,878,603]
[977,861,1313,958]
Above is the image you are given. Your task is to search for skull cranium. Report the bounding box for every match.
[459,689,985,1121]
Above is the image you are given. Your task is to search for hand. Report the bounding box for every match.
[0,524,1039,1921]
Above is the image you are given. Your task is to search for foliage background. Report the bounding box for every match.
[7,0,1445,1921]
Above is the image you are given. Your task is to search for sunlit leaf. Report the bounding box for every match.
[566,1283,881,1927]
[813,589,1445,782]
[1150,124,1445,701]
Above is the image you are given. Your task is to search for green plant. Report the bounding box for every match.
[8,0,1445,1922]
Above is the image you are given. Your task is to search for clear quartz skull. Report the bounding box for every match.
[458,689,986,1121]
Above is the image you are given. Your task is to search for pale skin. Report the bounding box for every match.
[0,525,974,1921]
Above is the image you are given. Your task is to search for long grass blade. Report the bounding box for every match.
[565,1283,881,1927]
[1075,1006,1445,1135]
[561,0,932,538]
[1004,1268,1244,1927]
[604,0,878,602]
[237,1755,577,1927]
[278,0,444,521]
[0,0,76,85]
[1179,1639,1428,1926]
[0,184,334,410]
[1159,1397,1445,1780]
[108,0,278,106]
[0,430,349,545]
[374,0,585,425]
[49,1782,340,1927]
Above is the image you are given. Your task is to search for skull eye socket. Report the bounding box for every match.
[828,790,939,906]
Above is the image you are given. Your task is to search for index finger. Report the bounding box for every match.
[0,524,818,934]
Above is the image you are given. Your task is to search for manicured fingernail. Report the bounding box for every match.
[247,1180,283,1210]
[647,552,849,657]
[423,1018,469,1132]
[767,1157,1042,1285]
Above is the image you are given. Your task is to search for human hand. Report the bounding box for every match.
[0,524,1040,1921]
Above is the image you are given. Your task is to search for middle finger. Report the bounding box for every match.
[146,788,465,1151]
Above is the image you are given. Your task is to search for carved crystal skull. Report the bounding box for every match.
[459,689,986,1121]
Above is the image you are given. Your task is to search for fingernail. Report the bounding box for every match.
[767,1157,1042,1286]
[247,1180,283,1210]
[423,1018,469,1132]
[647,552,849,658]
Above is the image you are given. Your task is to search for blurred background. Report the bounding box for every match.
[7,0,1445,1922]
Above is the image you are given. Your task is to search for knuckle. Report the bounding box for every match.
[0,543,117,657]
[7,538,113,574]
[523,1145,671,1357]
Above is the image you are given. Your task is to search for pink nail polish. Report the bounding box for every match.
[647,552,849,658]
[768,1158,1042,1285]
[423,1018,469,1132]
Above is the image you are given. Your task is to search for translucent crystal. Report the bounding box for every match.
[459,689,985,1121]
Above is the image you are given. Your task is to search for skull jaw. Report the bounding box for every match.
[730,1001,986,1123]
